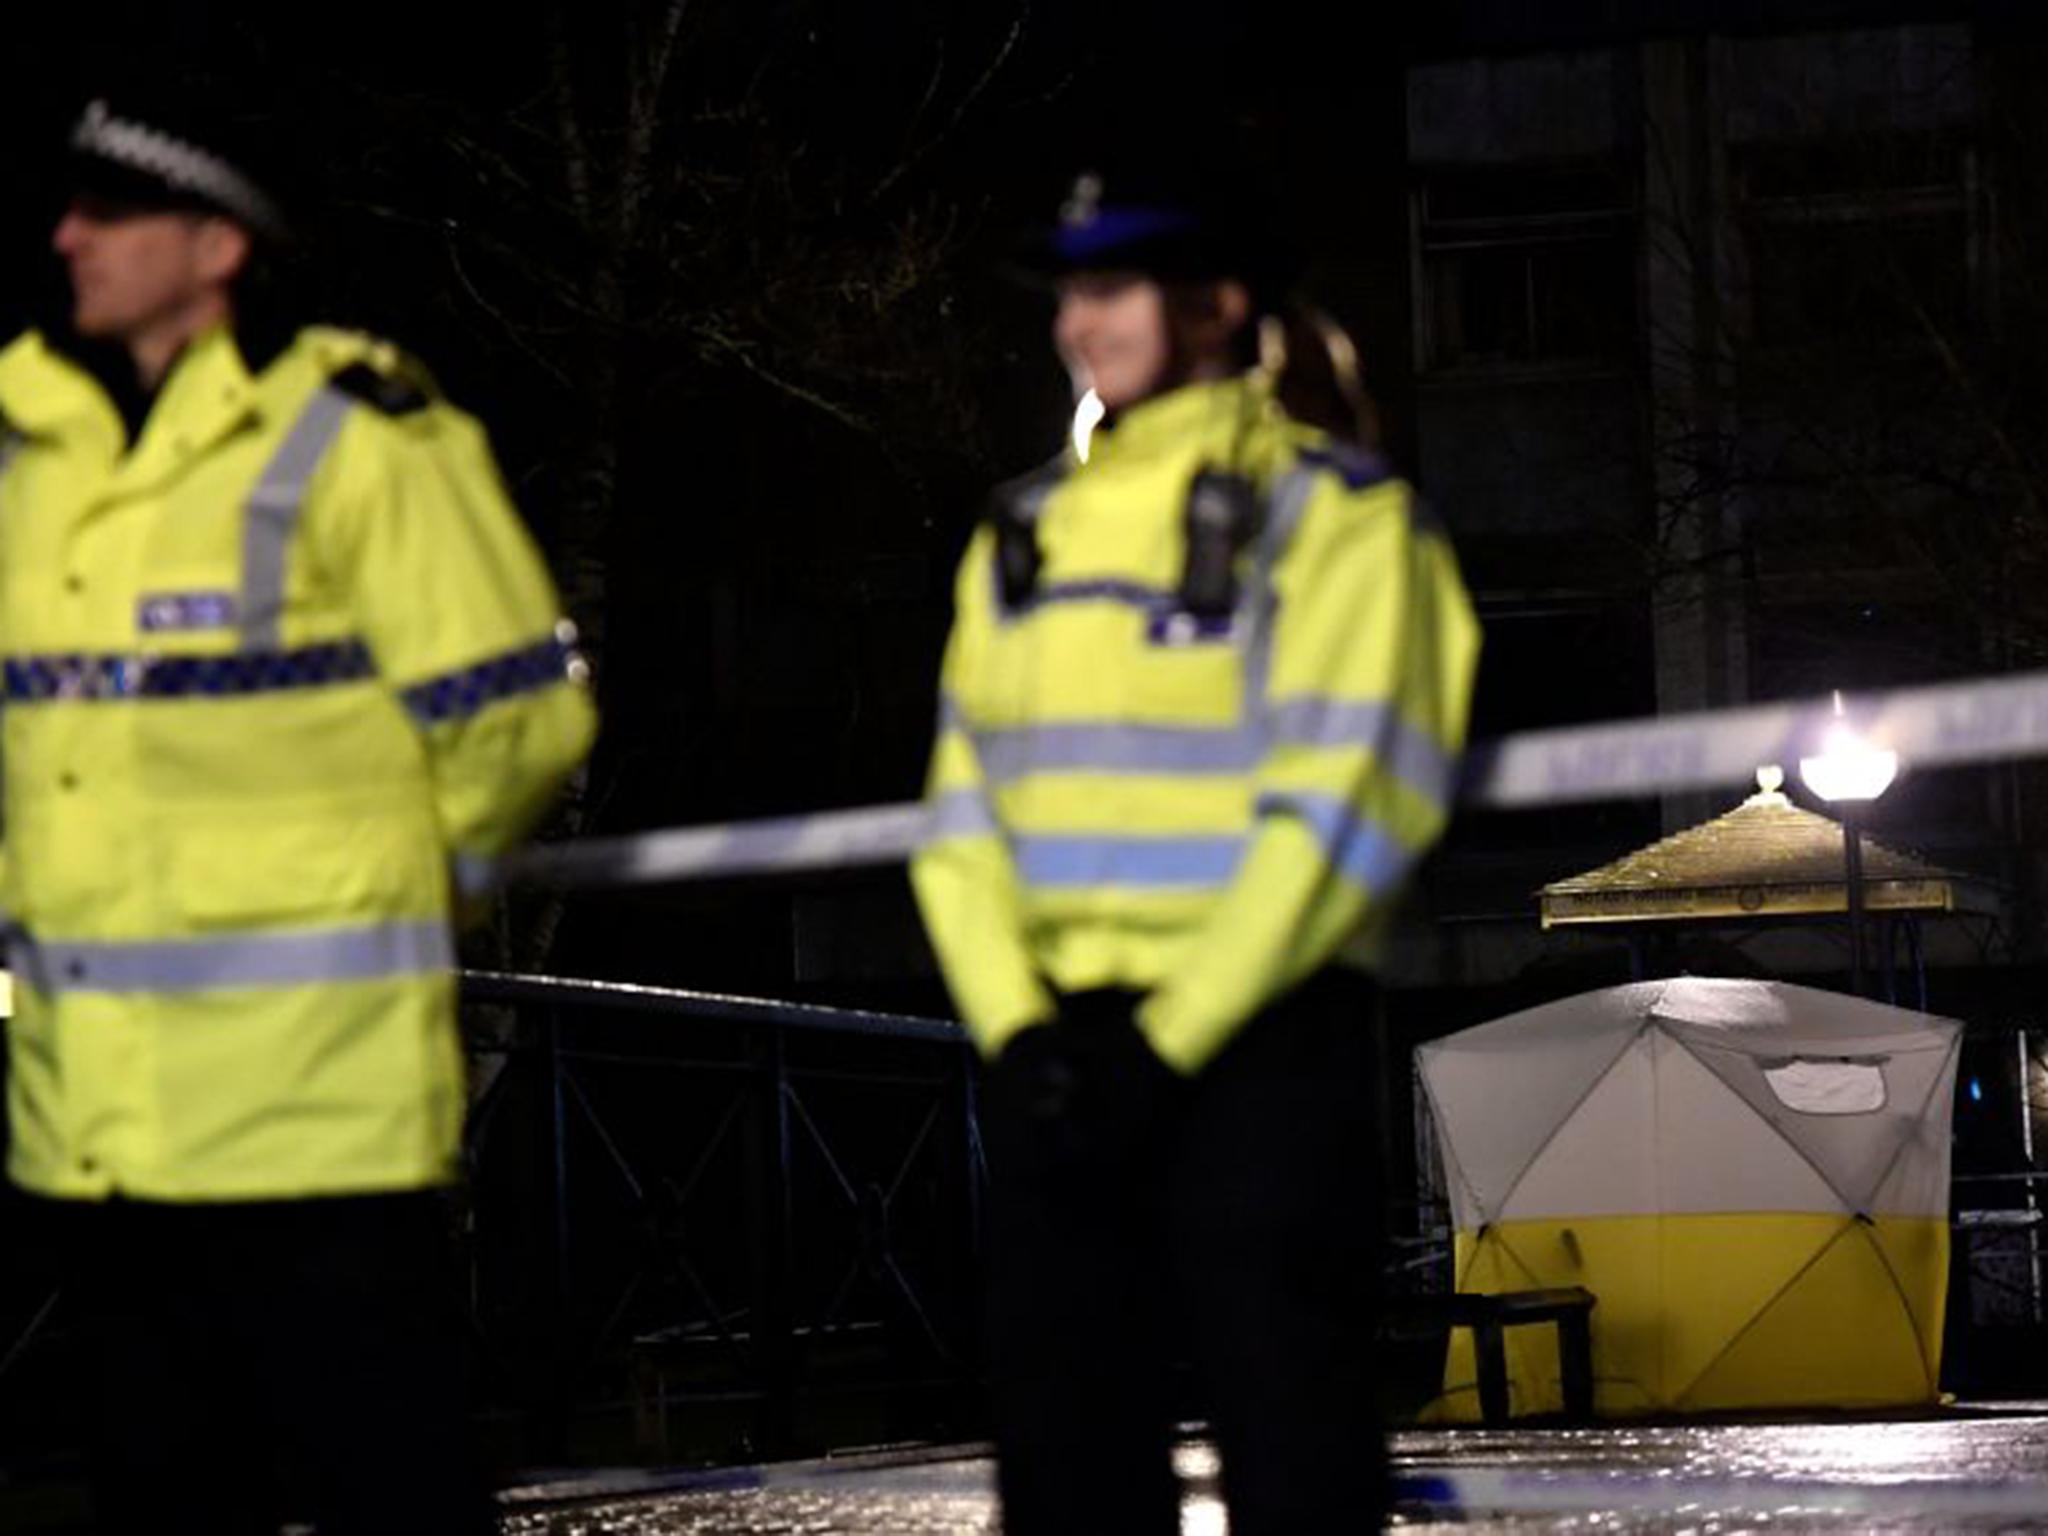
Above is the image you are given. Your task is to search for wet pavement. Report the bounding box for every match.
[499,1405,2048,1533]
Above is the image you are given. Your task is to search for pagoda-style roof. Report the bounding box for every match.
[1539,773,2002,929]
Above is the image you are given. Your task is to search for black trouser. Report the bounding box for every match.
[982,969,1387,1536]
[43,1190,493,1536]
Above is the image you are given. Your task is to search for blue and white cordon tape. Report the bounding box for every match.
[502,667,2048,891]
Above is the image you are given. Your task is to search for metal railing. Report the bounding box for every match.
[456,970,989,1463]
[0,971,992,1473]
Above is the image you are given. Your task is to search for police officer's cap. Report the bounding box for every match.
[1021,160,1300,305]
[65,81,293,245]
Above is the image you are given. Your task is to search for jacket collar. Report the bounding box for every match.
[151,324,263,441]
[103,325,267,496]
[1084,376,1266,468]
[0,323,266,443]
[0,331,126,459]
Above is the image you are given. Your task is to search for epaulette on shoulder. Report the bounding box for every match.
[327,361,433,416]
[984,451,1070,525]
[1296,441,1394,493]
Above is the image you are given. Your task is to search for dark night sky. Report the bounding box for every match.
[0,2,1397,993]
[2,1,2035,999]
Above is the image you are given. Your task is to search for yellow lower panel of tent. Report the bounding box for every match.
[1424,1213,1947,1420]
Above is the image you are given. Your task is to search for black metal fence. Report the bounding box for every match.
[0,972,993,1483]
[455,970,989,1466]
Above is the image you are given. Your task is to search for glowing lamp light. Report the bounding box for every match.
[1071,388,1105,464]
[1798,693,1898,804]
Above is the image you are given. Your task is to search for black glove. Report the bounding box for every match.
[991,1023,1081,1121]
[990,1000,1177,1136]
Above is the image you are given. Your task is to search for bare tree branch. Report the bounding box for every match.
[441,227,581,400]
[871,8,1029,203]
[546,8,597,229]
[622,0,694,242]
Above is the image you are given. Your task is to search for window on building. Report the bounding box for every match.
[1735,132,1975,350]
[1415,164,1636,375]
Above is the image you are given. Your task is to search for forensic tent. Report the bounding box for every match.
[1417,977,1960,1418]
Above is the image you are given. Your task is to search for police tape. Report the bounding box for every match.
[1465,664,2048,808]
[504,801,932,891]
[500,666,2048,891]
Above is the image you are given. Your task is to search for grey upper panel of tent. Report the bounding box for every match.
[1417,979,1961,1228]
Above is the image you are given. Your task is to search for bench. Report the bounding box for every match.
[1385,1286,1596,1424]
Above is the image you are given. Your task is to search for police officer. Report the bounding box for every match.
[911,168,1481,1533]
[0,88,595,1532]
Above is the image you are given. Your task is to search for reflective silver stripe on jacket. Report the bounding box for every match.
[1011,832,1246,889]
[240,386,356,649]
[1255,790,1418,893]
[963,701,1455,815]
[1237,464,1319,708]
[11,919,453,996]
[1265,698,1460,812]
[974,720,1260,781]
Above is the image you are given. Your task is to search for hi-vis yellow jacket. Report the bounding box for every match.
[0,324,595,1201]
[912,378,1479,1073]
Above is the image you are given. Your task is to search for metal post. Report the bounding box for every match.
[960,1040,986,1273]
[1842,804,1867,998]
[1372,983,1399,1256]
[542,1005,573,1458]
[1474,1315,1509,1426]
[2018,1030,2043,1325]
[0,1290,61,1386]
[754,1024,799,1455]
[957,1042,989,1424]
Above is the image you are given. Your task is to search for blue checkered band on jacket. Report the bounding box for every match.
[400,636,577,725]
[2,640,376,703]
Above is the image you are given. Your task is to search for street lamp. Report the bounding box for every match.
[1798,693,1899,998]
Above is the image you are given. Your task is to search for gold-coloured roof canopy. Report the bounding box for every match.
[1538,771,2001,929]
